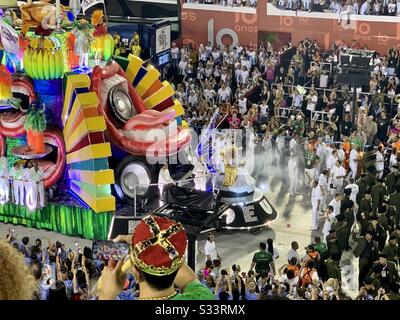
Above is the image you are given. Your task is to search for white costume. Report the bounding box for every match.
[23,167,34,209]
[375,151,384,179]
[288,157,299,196]
[349,148,358,180]
[311,184,323,230]
[345,181,359,215]
[326,154,337,172]
[193,157,207,191]
[10,165,24,205]
[331,164,346,193]
[32,168,45,208]
[158,166,174,201]
[318,173,328,211]
[328,198,341,217]
[322,209,335,243]
[204,240,218,262]
[0,157,10,203]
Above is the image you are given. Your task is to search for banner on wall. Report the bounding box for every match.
[0,19,19,55]
[180,0,400,53]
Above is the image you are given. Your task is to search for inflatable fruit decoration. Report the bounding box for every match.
[91,10,114,61]
[24,27,64,80]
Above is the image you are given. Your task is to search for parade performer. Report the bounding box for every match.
[91,10,114,62]
[349,145,360,180]
[98,215,215,300]
[9,162,24,206]
[31,162,45,208]
[311,180,323,231]
[0,156,10,203]
[74,19,92,70]
[193,155,207,191]
[304,140,320,188]
[273,83,284,117]
[158,163,174,201]
[220,137,240,187]
[23,160,34,209]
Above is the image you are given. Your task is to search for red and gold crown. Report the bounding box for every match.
[129,215,187,276]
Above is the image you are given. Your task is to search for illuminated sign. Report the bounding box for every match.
[158,52,170,66]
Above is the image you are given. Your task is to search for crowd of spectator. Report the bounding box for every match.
[184,0,258,7]
[271,0,400,16]
[0,232,140,300]
[161,37,400,299]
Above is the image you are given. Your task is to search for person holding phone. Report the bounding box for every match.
[97,215,215,300]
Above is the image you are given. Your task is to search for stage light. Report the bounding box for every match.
[256,174,269,192]
[259,184,267,191]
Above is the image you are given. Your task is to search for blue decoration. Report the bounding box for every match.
[67,11,75,22]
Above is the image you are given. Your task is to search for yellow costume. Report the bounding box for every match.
[221,144,239,187]
[131,44,141,57]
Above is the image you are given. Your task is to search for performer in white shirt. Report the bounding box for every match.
[158,163,174,202]
[328,193,342,217]
[331,160,346,194]
[193,155,207,191]
[326,149,338,172]
[23,161,34,209]
[375,147,385,179]
[0,156,10,203]
[318,170,329,211]
[311,180,322,231]
[349,146,359,180]
[288,153,299,196]
[32,162,45,209]
[344,178,359,204]
[344,178,359,214]
[9,162,24,206]
[204,233,220,262]
[322,205,335,243]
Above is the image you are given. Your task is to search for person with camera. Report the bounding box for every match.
[98,215,215,300]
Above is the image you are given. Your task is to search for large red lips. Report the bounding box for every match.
[0,77,66,188]
[0,76,36,137]
[91,61,191,156]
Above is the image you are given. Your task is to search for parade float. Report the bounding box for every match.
[0,1,277,241]
[0,2,191,239]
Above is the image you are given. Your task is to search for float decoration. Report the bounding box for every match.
[90,10,114,62]
[19,0,59,34]
[73,19,92,70]
[0,65,20,109]
[23,101,47,154]
[24,34,65,80]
